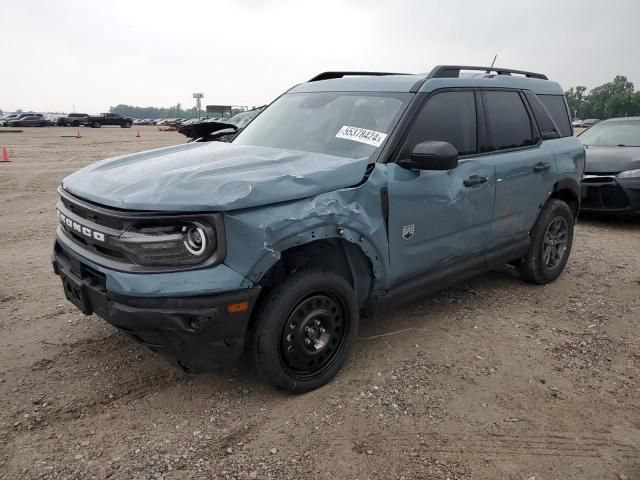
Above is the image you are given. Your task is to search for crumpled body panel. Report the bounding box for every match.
[62,142,370,212]
[224,165,391,291]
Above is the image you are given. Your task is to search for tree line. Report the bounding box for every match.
[108,103,249,119]
[565,75,640,120]
[108,103,202,119]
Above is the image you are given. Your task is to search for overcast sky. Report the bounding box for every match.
[1,0,639,113]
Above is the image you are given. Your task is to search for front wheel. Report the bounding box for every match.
[121,121,132,128]
[250,269,359,393]
[91,121,101,128]
[518,199,574,284]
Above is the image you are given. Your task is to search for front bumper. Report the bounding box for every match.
[580,176,640,215]
[52,241,261,372]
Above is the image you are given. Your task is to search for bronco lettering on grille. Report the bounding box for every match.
[57,209,106,242]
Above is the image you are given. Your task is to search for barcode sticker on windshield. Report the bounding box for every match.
[335,126,387,147]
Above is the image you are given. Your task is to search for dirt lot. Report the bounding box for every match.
[0,126,638,480]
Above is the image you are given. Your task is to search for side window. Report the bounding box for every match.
[483,91,535,151]
[523,91,558,139]
[538,94,572,137]
[404,91,477,156]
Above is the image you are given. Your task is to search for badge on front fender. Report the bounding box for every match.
[402,224,415,240]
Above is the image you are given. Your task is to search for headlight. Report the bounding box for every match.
[114,220,217,266]
[617,169,640,179]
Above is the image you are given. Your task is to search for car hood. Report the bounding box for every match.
[584,146,640,174]
[62,142,370,211]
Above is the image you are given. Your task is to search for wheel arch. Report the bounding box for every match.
[257,237,375,309]
[550,177,580,218]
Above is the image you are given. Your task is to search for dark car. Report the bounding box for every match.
[65,113,89,127]
[8,116,53,127]
[178,106,266,142]
[579,117,640,215]
[87,113,133,128]
[1,113,44,126]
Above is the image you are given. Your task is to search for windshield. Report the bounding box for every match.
[233,92,410,159]
[579,120,640,147]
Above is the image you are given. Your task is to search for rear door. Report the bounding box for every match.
[387,89,496,286]
[482,90,557,248]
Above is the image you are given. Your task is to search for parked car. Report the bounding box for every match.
[1,113,43,126]
[52,65,584,392]
[578,117,640,215]
[8,115,53,127]
[178,107,266,142]
[582,118,601,128]
[65,113,89,127]
[0,114,20,126]
[87,113,133,128]
[572,119,584,128]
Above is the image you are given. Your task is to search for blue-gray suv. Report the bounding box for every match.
[52,65,585,392]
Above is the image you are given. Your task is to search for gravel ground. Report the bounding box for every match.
[0,126,638,479]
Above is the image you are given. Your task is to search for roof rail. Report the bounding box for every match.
[427,65,548,80]
[309,71,409,82]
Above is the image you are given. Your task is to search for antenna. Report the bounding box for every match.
[489,54,497,69]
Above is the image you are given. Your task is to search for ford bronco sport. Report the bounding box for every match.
[52,65,585,392]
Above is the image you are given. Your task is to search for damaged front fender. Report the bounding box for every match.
[223,164,391,293]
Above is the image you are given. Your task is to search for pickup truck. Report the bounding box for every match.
[87,113,133,128]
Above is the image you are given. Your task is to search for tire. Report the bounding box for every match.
[91,121,101,128]
[518,199,574,284]
[250,269,359,393]
[121,121,132,128]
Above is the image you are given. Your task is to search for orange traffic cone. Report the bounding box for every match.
[1,146,10,162]
[75,128,81,138]
[136,129,141,138]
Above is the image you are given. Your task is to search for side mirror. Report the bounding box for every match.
[399,141,459,171]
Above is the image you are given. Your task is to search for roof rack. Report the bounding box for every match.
[308,71,409,82]
[427,65,548,80]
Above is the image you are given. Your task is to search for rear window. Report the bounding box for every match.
[538,95,572,137]
[483,91,535,151]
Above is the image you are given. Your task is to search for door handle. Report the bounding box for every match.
[533,162,551,173]
[463,175,488,187]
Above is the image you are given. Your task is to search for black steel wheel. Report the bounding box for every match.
[251,269,358,393]
[280,293,348,377]
[518,199,574,284]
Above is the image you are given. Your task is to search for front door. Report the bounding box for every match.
[387,90,496,287]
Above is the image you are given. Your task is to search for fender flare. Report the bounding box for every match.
[553,176,581,200]
[245,224,389,292]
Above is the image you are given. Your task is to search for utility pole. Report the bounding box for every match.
[193,93,204,121]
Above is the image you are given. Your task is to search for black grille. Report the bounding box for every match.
[581,181,629,210]
[600,185,629,208]
[60,196,125,230]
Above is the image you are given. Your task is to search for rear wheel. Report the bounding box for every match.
[518,199,574,284]
[121,121,132,128]
[91,121,101,128]
[250,269,358,393]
